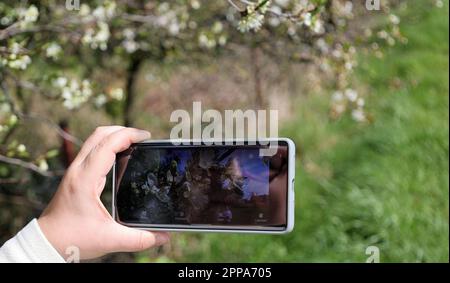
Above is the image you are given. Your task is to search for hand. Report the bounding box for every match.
[38,126,170,261]
[268,146,288,225]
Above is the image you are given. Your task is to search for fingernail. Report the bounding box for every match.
[139,130,151,139]
[155,234,169,246]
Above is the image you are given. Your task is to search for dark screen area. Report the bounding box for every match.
[115,143,288,229]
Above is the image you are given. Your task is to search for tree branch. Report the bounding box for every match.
[237,0,305,21]
[228,0,244,12]
[0,77,83,147]
[121,13,158,24]
[0,192,45,211]
[0,154,62,178]
[19,113,84,147]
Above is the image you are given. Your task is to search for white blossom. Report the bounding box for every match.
[345,89,358,102]
[158,3,170,13]
[343,1,353,15]
[189,21,198,29]
[79,4,91,16]
[345,61,353,70]
[38,159,49,171]
[357,98,365,107]
[46,43,62,59]
[387,36,396,46]
[275,0,290,8]
[95,94,107,107]
[238,12,264,32]
[123,40,139,53]
[82,22,110,50]
[212,22,223,34]
[53,77,93,110]
[92,1,116,20]
[218,35,227,46]
[123,28,135,39]
[332,91,344,102]
[17,144,26,153]
[92,6,107,20]
[316,38,329,53]
[8,114,18,126]
[302,13,312,27]
[110,88,124,100]
[95,22,110,43]
[377,30,388,39]
[287,26,297,36]
[198,33,216,49]
[168,22,181,35]
[8,55,31,70]
[18,5,39,28]
[389,14,400,25]
[238,1,271,33]
[312,19,324,34]
[334,104,346,115]
[332,48,343,58]
[122,28,139,53]
[1,16,12,26]
[352,108,366,122]
[269,17,281,27]
[191,0,201,10]
[53,77,68,88]
[10,43,21,55]
[0,103,12,114]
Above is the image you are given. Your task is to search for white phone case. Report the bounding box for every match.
[112,138,296,234]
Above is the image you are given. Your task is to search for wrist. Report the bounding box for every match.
[37,215,67,260]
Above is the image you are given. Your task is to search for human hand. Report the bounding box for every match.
[268,146,288,225]
[38,126,170,261]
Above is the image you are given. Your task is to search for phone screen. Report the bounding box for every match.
[114,141,289,231]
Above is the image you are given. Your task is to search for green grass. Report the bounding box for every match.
[148,2,449,262]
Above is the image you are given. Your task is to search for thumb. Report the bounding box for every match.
[108,223,170,252]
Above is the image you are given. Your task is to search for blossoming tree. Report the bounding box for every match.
[0,0,403,189]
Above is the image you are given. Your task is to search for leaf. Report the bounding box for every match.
[46,149,60,159]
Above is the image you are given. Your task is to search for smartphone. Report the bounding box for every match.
[112,138,295,234]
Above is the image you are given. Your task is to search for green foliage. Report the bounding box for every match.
[161,1,449,263]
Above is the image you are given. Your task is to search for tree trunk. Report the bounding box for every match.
[123,57,142,127]
[59,120,75,168]
[251,46,264,109]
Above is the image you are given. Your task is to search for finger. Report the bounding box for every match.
[82,128,150,181]
[73,126,125,165]
[269,146,288,180]
[270,147,287,169]
[107,223,170,253]
[268,170,288,225]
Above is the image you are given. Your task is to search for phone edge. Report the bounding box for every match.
[111,138,296,234]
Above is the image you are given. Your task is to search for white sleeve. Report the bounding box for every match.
[0,218,66,263]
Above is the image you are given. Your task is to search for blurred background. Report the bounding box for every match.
[0,0,448,262]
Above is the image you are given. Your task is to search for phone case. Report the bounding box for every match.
[112,138,296,234]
